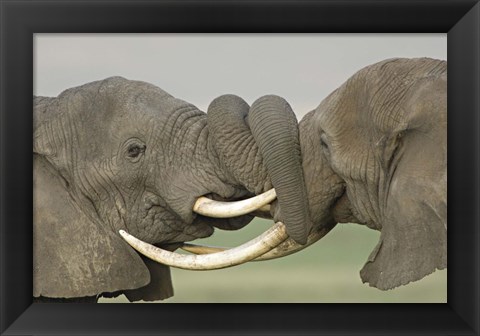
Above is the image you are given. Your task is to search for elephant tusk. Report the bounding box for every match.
[251,224,334,260]
[250,204,272,219]
[192,189,276,218]
[119,221,288,270]
[180,243,225,255]
[180,224,335,261]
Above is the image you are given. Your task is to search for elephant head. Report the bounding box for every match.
[33,77,311,301]
[298,57,447,289]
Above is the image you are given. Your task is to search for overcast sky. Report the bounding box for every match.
[34,34,446,119]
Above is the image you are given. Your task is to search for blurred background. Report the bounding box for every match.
[34,34,447,303]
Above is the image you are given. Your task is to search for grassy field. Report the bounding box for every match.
[100,218,446,303]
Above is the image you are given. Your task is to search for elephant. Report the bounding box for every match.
[284,57,447,289]
[34,56,446,303]
[178,57,447,291]
[304,57,447,290]
[33,78,313,302]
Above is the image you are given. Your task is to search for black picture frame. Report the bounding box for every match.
[1,0,479,335]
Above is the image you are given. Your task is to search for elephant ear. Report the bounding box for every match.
[33,154,151,298]
[123,255,174,302]
[361,131,447,290]
[359,217,447,290]
[360,72,447,290]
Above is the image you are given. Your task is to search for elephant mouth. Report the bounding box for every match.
[120,188,332,270]
[133,193,199,244]
[140,202,214,244]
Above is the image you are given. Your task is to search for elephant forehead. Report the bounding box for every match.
[362,58,446,129]
[65,76,186,120]
[318,58,446,139]
[92,76,174,103]
[68,82,189,143]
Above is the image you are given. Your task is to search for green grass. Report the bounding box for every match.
[100,219,446,303]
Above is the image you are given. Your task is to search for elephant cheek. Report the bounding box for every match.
[332,193,358,224]
[304,167,346,228]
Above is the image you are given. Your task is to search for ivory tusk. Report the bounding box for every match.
[180,243,224,255]
[253,225,333,260]
[180,224,334,261]
[250,204,272,219]
[119,221,288,270]
[193,189,276,218]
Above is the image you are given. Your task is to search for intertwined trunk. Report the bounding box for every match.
[207,95,270,194]
[208,94,311,244]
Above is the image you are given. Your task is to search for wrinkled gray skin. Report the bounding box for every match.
[33,78,310,302]
[298,58,447,290]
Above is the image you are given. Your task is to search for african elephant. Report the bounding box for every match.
[179,57,447,290]
[34,56,446,302]
[33,78,312,302]
[297,57,447,289]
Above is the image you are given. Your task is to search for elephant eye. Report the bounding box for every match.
[124,139,146,163]
[127,145,145,157]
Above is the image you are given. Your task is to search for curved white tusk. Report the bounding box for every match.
[180,224,334,261]
[181,243,225,255]
[250,204,272,219]
[119,221,288,270]
[193,189,276,218]
[253,225,333,261]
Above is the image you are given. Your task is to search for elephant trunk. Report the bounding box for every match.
[207,95,270,195]
[248,96,312,244]
[207,95,312,244]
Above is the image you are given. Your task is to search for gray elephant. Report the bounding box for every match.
[178,57,447,290]
[282,57,447,289]
[34,56,446,303]
[300,57,447,289]
[33,78,312,302]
